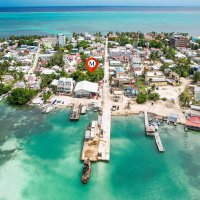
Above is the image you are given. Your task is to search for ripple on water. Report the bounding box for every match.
[0,104,200,200]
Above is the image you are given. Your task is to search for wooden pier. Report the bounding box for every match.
[144,111,165,152]
[154,131,165,152]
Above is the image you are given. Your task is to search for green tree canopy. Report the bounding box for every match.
[77,40,90,49]
[136,92,147,104]
[165,48,176,60]
[149,51,160,61]
[0,83,11,96]
[47,52,64,68]
[148,93,160,101]
[7,88,37,106]
[193,71,200,83]
[179,91,191,107]
[173,58,191,78]
[70,70,87,82]
[149,40,163,48]
[138,39,147,47]
[86,68,104,82]
[40,74,57,88]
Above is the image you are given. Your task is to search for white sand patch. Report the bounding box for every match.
[0,138,19,151]
[0,152,29,200]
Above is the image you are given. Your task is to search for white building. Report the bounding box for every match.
[57,77,74,94]
[41,69,56,75]
[110,60,121,66]
[58,33,66,47]
[74,80,99,98]
[84,50,91,57]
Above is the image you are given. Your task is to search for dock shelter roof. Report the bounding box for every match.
[167,114,179,123]
[74,81,98,93]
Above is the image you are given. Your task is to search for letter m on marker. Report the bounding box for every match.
[89,60,95,67]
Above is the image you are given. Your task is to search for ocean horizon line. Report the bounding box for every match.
[0,6,200,13]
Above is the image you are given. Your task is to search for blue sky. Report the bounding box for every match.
[0,0,200,7]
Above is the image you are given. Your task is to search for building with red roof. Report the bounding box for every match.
[185,116,200,131]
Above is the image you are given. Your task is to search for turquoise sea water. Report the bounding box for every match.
[0,7,200,36]
[0,103,200,200]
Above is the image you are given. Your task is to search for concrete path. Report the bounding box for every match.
[98,38,111,161]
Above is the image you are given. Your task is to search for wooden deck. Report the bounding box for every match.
[81,121,101,162]
[154,131,165,152]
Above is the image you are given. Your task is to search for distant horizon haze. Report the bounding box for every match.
[0,0,200,7]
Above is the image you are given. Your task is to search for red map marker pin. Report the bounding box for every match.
[86,57,99,73]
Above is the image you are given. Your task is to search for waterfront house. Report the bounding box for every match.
[57,77,75,95]
[185,115,200,131]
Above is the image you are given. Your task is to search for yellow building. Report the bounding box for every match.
[145,71,167,87]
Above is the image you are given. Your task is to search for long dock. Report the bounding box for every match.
[144,111,165,152]
[98,38,111,162]
[154,131,165,152]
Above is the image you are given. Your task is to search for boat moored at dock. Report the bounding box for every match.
[82,159,92,184]
[81,105,87,115]
[70,103,81,121]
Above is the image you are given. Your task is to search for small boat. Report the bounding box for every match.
[157,121,161,126]
[45,106,54,113]
[82,159,91,184]
[150,122,158,131]
[70,104,81,120]
[81,106,87,115]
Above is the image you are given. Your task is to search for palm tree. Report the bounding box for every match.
[179,91,191,107]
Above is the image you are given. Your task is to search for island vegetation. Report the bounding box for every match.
[7,88,37,106]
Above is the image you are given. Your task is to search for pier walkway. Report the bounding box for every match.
[98,38,111,161]
[144,111,165,152]
[154,131,165,152]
